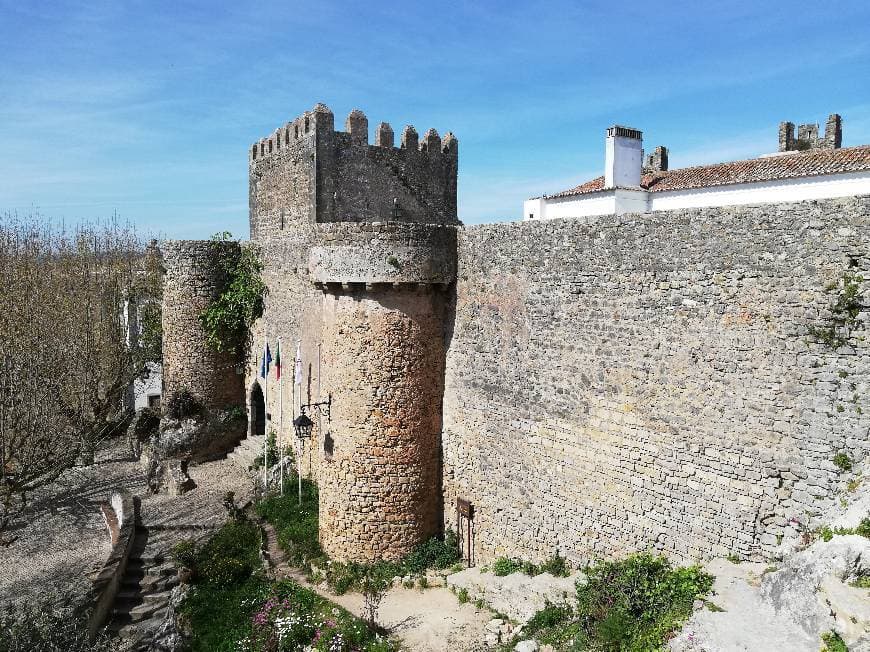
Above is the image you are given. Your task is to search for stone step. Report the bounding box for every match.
[119,601,166,623]
[141,588,175,606]
[229,449,258,470]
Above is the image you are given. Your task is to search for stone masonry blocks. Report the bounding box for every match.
[161,240,244,414]
[318,286,447,561]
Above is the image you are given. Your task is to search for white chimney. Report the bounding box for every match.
[604,125,643,188]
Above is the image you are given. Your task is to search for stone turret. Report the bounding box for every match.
[159,239,246,460]
[779,113,843,152]
[248,103,458,239]
[312,222,456,561]
[247,103,460,561]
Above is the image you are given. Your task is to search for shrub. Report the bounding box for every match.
[573,553,714,650]
[539,551,570,577]
[403,529,461,574]
[361,566,392,627]
[821,630,848,652]
[165,389,203,420]
[199,238,266,357]
[196,520,261,587]
[172,538,198,570]
[0,593,115,652]
[492,557,523,576]
[526,601,574,633]
[833,452,853,472]
[456,587,469,604]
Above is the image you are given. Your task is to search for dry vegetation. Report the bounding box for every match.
[0,212,160,543]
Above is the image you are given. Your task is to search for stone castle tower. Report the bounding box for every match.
[248,103,460,561]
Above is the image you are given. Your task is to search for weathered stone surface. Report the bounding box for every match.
[446,568,581,623]
[128,407,160,459]
[761,535,870,642]
[249,103,458,238]
[669,559,819,652]
[160,460,194,496]
[318,285,448,561]
[147,584,190,652]
[155,410,246,463]
[161,239,245,417]
[443,195,870,566]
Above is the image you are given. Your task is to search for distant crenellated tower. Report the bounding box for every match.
[248,104,459,561]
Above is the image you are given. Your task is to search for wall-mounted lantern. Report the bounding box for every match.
[293,394,332,440]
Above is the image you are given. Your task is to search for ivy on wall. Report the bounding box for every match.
[199,232,267,358]
[808,269,865,349]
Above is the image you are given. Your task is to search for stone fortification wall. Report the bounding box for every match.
[243,225,325,478]
[249,104,458,240]
[161,240,244,413]
[443,195,870,566]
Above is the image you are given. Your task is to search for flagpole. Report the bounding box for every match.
[295,340,303,506]
[279,338,284,496]
[263,336,268,493]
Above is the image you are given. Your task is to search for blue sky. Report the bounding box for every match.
[1,1,869,239]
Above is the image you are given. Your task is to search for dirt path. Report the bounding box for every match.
[263,523,492,652]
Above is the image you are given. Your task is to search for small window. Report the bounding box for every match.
[529,213,535,219]
[148,394,161,409]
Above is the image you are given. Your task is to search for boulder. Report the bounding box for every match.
[761,535,870,647]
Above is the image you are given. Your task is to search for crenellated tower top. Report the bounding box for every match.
[248,104,459,239]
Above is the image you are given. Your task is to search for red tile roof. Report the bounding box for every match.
[547,145,870,199]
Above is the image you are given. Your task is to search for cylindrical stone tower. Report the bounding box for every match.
[311,223,457,561]
[161,240,245,416]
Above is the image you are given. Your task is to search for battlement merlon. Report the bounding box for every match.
[249,103,459,164]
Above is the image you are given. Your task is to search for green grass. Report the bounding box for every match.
[523,553,714,651]
[821,630,848,652]
[490,552,571,578]
[179,518,396,651]
[817,516,870,543]
[255,478,462,595]
[255,477,322,565]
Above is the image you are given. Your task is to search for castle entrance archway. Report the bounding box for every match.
[249,382,265,438]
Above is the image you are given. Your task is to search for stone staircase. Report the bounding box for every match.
[108,529,179,650]
[227,434,265,470]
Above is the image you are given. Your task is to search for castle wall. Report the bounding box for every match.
[243,226,325,479]
[443,195,870,565]
[321,131,458,225]
[161,240,245,413]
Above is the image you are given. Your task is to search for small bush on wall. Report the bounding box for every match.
[199,232,267,359]
[165,389,204,420]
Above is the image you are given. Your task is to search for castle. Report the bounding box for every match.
[160,103,870,566]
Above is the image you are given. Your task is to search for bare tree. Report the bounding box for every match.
[0,212,156,543]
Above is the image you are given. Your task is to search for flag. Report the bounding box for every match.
[294,341,303,385]
[275,340,281,380]
[261,341,272,378]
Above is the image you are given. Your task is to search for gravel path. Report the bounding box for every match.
[0,440,254,606]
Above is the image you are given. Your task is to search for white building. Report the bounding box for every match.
[524,114,870,221]
[123,295,163,411]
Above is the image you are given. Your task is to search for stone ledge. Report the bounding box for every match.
[309,222,457,285]
[87,489,138,639]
